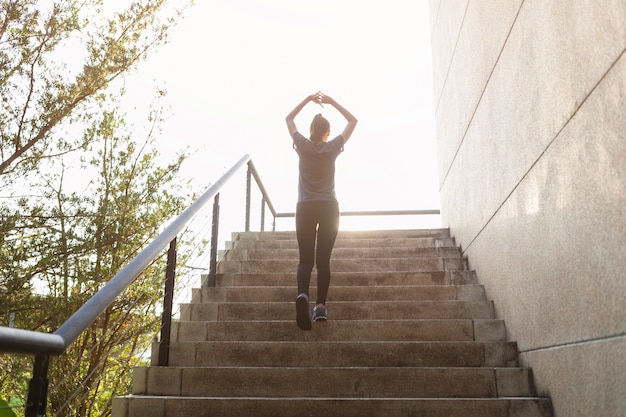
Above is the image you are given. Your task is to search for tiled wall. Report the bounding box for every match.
[429,1,626,415]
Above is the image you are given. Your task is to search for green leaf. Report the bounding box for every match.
[0,398,17,417]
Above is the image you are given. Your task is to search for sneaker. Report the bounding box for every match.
[312,305,328,321]
[295,293,312,331]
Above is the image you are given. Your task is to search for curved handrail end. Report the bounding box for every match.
[0,326,66,356]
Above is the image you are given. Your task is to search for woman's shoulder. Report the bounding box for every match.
[292,131,308,150]
[328,135,345,151]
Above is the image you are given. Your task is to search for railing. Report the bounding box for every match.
[0,154,440,416]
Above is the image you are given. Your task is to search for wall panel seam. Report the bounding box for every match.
[519,332,626,355]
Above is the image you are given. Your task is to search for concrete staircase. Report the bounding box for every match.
[113,229,553,417]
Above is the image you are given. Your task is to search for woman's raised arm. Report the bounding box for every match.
[319,93,358,144]
[286,93,322,136]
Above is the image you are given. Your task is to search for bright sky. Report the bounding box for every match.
[124,0,441,231]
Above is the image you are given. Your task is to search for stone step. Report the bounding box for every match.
[229,237,457,251]
[167,341,518,368]
[216,257,467,274]
[226,232,456,245]
[179,300,495,322]
[231,229,452,242]
[132,366,536,398]
[212,270,478,287]
[221,246,463,261]
[224,230,455,246]
[171,319,506,342]
[114,396,552,417]
[190,284,486,303]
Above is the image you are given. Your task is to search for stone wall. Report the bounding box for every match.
[429,1,625,415]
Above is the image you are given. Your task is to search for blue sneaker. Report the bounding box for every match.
[296,293,312,330]
[312,305,328,321]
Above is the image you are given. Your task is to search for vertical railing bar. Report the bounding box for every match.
[158,238,177,366]
[245,165,251,232]
[208,193,220,287]
[25,354,50,417]
[260,197,266,232]
[246,160,277,219]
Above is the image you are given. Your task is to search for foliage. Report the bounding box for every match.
[1,93,194,416]
[0,1,197,416]
[0,398,18,417]
[0,0,188,177]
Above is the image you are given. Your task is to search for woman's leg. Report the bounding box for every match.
[295,202,317,297]
[314,201,340,305]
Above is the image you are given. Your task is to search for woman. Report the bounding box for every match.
[285,92,358,330]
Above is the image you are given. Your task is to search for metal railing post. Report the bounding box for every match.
[158,238,177,366]
[260,197,266,232]
[247,160,279,232]
[245,165,251,232]
[207,193,220,287]
[25,355,50,417]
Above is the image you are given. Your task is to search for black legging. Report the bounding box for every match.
[295,200,340,305]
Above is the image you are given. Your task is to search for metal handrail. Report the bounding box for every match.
[275,209,441,218]
[0,154,252,356]
[246,161,441,224]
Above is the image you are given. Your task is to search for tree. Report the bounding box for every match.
[46,97,192,417]
[0,1,197,415]
[1,93,194,416]
[0,0,188,176]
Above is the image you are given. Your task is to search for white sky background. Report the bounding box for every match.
[124,0,441,231]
